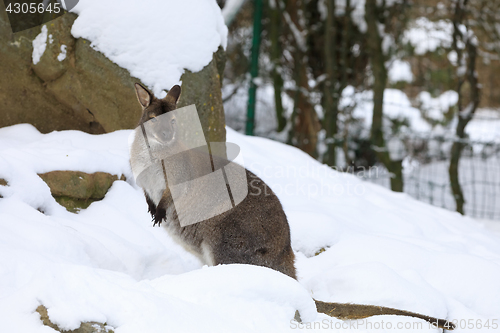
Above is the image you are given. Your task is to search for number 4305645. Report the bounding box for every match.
[6,2,61,14]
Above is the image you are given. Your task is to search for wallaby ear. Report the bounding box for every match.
[164,85,181,104]
[135,83,152,108]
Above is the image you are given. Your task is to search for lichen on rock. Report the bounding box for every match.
[38,171,125,212]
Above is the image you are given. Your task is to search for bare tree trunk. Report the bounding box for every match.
[341,0,353,167]
[341,0,351,90]
[322,0,338,166]
[286,0,320,158]
[293,54,320,157]
[365,0,403,192]
[268,0,286,132]
[449,0,481,214]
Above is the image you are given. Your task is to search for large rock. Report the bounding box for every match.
[0,3,227,139]
[178,46,227,143]
[0,6,139,134]
[39,14,144,133]
[0,8,87,133]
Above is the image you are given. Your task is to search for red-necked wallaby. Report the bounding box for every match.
[129,83,454,330]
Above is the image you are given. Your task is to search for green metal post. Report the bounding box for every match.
[245,0,263,136]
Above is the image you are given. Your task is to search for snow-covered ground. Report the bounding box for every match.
[1,124,500,332]
[466,109,500,143]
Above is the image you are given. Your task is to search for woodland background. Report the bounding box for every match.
[220,0,500,219]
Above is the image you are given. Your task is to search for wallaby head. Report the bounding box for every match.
[135,83,182,148]
[135,82,181,127]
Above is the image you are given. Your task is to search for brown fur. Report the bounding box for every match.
[130,84,454,330]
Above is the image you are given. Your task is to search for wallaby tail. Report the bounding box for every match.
[314,300,455,330]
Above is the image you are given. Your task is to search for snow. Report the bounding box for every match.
[316,0,367,32]
[381,24,395,55]
[465,108,500,143]
[283,11,307,52]
[459,102,475,120]
[417,90,458,122]
[70,0,228,97]
[317,0,327,20]
[339,87,498,143]
[32,25,48,65]
[479,219,500,237]
[1,124,500,332]
[57,45,67,62]
[222,0,246,25]
[342,87,431,133]
[321,0,405,34]
[386,136,407,161]
[404,18,454,55]
[331,0,367,33]
[388,59,414,83]
[448,50,458,66]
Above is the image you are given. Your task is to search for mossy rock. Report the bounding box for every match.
[0,5,227,137]
[53,196,94,213]
[38,171,125,212]
[168,46,227,143]
[0,8,144,134]
[37,305,114,333]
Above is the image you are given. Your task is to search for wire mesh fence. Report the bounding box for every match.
[356,129,500,221]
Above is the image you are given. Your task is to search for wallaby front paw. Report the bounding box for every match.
[153,207,166,227]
